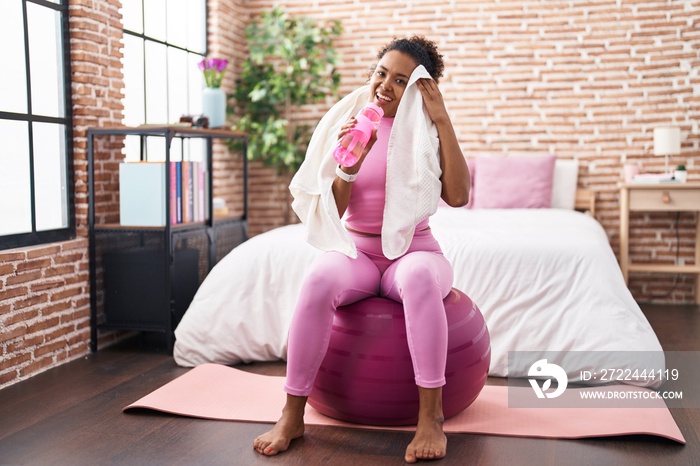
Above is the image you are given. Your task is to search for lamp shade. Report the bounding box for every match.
[653,126,681,156]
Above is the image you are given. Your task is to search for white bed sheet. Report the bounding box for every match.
[174,208,664,387]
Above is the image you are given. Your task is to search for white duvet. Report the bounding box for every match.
[174,208,664,387]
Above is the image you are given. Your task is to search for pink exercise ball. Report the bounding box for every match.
[308,288,491,426]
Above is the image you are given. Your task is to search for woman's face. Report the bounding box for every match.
[369,50,418,118]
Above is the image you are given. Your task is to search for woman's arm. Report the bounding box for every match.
[331,117,377,217]
[417,79,470,207]
[332,169,354,218]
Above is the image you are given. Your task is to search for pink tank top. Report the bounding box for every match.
[344,117,430,235]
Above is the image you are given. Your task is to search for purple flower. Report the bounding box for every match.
[198,57,229,88]
[213,58,229,72]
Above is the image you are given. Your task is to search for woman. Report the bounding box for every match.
[253,36,470,463]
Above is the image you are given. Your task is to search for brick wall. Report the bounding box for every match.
[207,1,248,222]
[0,242,90,387]
[245,0,700,302]
[0,0,126,390]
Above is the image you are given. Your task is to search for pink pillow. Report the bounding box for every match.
[471,156,556,209]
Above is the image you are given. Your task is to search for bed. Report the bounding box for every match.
[173,156,665,388]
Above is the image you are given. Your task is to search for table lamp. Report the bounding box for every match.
[653,126,681,174]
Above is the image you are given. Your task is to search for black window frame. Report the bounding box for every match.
[121,0,208,137]
[0,0,75,251]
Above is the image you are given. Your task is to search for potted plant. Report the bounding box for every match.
[229,8,342,174]
[674,164,687,182]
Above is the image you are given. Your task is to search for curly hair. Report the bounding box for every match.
[375,35,444,83]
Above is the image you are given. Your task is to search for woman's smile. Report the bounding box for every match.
[369,50,417,117]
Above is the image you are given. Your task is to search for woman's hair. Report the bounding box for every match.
[375,35,444,83]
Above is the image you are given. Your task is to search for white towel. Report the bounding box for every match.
[289,65,441,259]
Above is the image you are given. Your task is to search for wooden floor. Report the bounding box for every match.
[1,303,698,465]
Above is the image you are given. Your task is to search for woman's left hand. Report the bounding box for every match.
[417,78,471,207]
[416,78,449,124]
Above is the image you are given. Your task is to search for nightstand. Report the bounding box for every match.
[619,182,700,304]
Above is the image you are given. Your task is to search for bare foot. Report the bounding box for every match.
[253,395,306,456]
[405,386,447,463]
[253,416,304,456]
[404,416,447,463]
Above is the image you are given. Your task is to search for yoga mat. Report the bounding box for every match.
[123,364,685,444]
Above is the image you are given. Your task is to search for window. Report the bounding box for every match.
[120,0,207,162]
[0,0,73,250]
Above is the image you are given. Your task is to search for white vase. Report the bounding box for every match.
[674,170,687,183]
[202,87,226,128]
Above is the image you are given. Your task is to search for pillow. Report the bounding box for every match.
[471,156,556,209]
[551,158,579,210]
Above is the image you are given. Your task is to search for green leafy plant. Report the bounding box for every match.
[676,164,686,171]
[229,8,342,173]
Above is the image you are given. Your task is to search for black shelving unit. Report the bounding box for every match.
[87,126,248,352]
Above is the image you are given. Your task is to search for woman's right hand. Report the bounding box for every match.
[337,117,357,140]
[337,117,377,172]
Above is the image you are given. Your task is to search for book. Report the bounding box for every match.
[176,162,182,224]
[630,173,679,184]
[192,162,199,222]
[169,162,178,225]
[187,162,194,222]
[182,162,192,223]
[119,162,166,227]
[198,162,206,221]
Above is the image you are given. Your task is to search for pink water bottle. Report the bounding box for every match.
[333,103,384,167]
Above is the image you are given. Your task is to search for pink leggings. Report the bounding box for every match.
[284,229,454,396]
